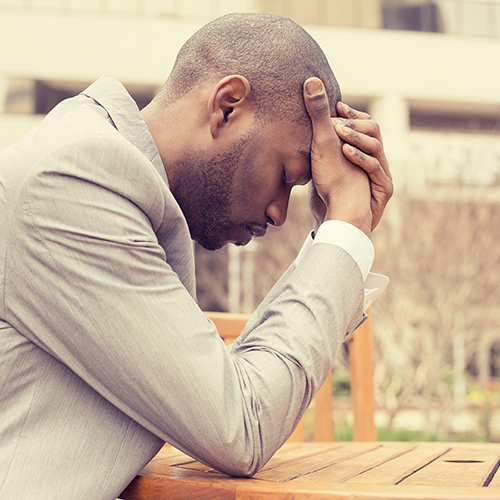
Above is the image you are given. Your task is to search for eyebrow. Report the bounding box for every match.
[298,148,313,182]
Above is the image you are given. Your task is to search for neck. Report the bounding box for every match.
[141,86,217,197]
[141,98,187,195]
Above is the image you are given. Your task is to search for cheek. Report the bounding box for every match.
[246,170,281,208]
[232,144,284,213]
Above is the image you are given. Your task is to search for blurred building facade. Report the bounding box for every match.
[1,0,499,191]
[1,2,499,278]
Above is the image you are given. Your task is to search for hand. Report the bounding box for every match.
[333,102,393,231]
[308,182,326,236]
[304,78,372,235]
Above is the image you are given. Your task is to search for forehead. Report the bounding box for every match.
[262,120,313,177]
[262,120,312,154]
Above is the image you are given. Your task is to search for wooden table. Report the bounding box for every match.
[121,441,500,499]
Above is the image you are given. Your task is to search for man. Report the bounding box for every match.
[0,13,392,500]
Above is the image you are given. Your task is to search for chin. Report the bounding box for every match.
[196,234,226,252]
[202,242,225,252]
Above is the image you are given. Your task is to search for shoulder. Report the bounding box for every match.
[25,94,160,193]
[39,94,131,155]
[2,93,175,233]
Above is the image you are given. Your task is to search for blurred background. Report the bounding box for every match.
[1,0,500,442]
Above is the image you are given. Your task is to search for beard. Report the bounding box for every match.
[173,133,253,251]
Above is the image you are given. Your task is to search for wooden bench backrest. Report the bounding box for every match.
[204,311,377,442]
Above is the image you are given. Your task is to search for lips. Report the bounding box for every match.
[248,225,267,238]
[239,225,267,246]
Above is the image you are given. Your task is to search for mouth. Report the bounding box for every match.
[238,225,267,246]
[248,225,267,238]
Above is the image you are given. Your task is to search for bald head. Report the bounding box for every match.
[160,13,340,124]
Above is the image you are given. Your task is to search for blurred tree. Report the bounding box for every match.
[371,188,500,437]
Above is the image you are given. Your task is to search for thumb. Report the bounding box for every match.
[303,78,336,143]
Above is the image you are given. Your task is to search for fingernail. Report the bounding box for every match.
[306,79,323,97]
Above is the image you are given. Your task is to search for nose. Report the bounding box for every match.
[266,190,290,227]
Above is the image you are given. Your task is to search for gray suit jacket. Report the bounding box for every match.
[0,77,364,499]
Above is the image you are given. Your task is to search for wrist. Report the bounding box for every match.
[324,208,372,237]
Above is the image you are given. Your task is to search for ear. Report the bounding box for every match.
[208,75,254,139]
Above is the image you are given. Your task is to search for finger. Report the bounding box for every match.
[337,101,371,121]
[342,143,394,189]
[334,118,383,144]
[335,123,386,165]
[303,78,336,143]
[335,123,391,178]
[335,123,382,154]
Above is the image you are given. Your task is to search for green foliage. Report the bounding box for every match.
[376,427,440,442]
[332,416,488,443]
[332,371,351,397]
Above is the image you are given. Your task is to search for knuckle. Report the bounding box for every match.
[367,157,380,171]
[350,147,365,163]
[373,139,383,155]
[371,120,381,135]
[347,130,361,144]
[310,95,330,117]
[365,156,382,173]
[346,106,357,118]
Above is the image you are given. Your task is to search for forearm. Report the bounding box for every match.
[227,244,363,470]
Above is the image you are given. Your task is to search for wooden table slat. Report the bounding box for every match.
[254,442,380,482]
[402,445,500,488]
[299,443,416,484]
[256,443,341,473]
[345,443,452,485]
[486,459,500,488]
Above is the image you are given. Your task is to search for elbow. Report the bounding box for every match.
[217,461,261,479]
[205,440,268,478]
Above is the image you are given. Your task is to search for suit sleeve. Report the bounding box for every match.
[7,135,364,477]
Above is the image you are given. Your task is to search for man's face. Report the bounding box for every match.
[176,121,312,251]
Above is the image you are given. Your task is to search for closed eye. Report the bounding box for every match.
[282,166,288,186]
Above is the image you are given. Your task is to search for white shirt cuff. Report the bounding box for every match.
[295,220,374,280]
[314,220,374,281]
[294,220,389,311]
